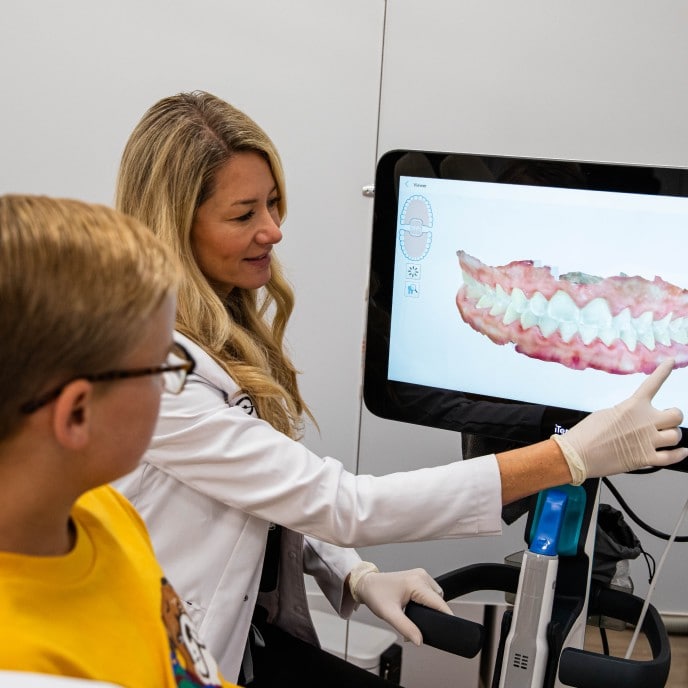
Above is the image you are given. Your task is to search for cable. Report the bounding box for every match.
[638,546,656,583]
[602,477,688,542]
[624,496,688,659]
[599,626,610,656]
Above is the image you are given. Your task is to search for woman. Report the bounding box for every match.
[114,91,687,685]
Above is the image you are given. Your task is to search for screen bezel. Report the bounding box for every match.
[363,149,688,467]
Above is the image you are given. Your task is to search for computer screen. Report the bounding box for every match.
[363,150,688,462]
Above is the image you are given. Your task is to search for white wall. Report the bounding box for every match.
[378,0,688,165]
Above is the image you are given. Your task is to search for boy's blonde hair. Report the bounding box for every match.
[116,91,312,438]
[0,194,180,440]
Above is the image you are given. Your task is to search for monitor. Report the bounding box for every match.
[363,149,688,468]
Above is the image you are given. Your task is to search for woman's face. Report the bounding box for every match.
[191,151,283,296]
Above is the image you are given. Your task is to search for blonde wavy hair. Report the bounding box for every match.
[0,194,179,441]
[116,91,311,438]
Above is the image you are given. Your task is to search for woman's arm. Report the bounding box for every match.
[149,337,685,547]
[496,438,572,505]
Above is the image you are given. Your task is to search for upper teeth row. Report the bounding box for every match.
[462,273,688,352]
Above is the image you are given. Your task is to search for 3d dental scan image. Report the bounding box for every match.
[455,249,688,376]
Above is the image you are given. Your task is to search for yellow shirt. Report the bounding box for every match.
[0,486,237,688]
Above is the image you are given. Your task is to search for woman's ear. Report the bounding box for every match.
[52,380,94,450]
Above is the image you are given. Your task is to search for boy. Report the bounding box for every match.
[0,195,237,687]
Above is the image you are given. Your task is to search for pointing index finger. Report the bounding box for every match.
[634,358,675,400]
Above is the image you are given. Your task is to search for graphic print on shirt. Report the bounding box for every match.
[161,577,223,686]
[229,393,256,416]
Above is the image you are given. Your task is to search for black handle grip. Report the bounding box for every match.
[405,600,484,658]
[404,563,520,659]
[558,585,671,688]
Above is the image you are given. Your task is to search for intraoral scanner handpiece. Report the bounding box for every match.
[499,488,568,688]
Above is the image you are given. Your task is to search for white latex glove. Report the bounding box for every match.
[348,564,453,646]
[552,358,688,485]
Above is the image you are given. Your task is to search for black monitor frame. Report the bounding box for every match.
[363,149,688,470]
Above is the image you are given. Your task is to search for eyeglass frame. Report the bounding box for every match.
[20,342,196,414]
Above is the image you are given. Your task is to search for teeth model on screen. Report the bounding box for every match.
[455,250,688,375]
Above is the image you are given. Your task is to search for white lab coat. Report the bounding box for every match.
[116,332,503,681]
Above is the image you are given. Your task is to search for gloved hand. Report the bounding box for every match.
[348,563,452,646]
[552,358,688,485]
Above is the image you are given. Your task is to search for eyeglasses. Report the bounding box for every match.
[20,342,196,414]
